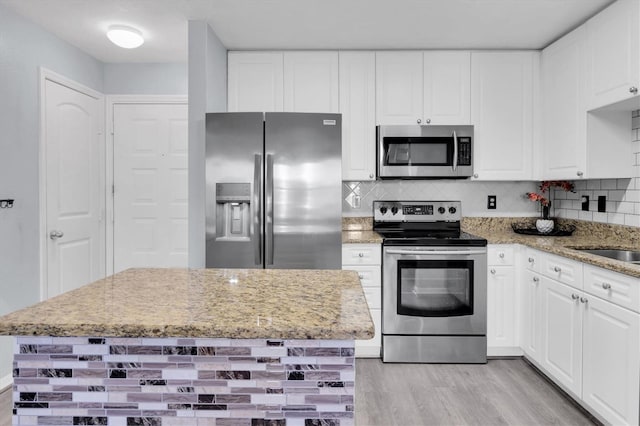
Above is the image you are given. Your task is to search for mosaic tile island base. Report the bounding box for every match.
[0,268,375,426]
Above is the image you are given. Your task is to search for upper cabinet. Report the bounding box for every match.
[376,51,471,125]
[283,52,339,113]
[228,52,284,112]
[471,52,537,181]
[585,0,640,111]
[339,52,376,181]
[541,26,587,180]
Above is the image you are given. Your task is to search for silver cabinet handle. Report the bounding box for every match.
[571,294,579,300]
[358,253,364,258]
[577,171,583,177]
[426,118,431,124]
[253,154,263,265]
[358,273,365,279]
[369,173,374,179]
[528,257,534,263]
[265,153,274,265]
[417,118,422,124]
[452,130,458,172]
[553,266,561,273]
[490,269,496,274]
[499,252,505,259]
[602,283,612,290]
[630,87,638,94]
[580,297,588,304]
[49,230,64,240]
[473,173,478,179]
[533,277,539,283]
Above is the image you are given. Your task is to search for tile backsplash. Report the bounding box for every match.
[552,110,640,228]
[343,180,540,217]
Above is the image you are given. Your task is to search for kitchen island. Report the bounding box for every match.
[0,268,374,426]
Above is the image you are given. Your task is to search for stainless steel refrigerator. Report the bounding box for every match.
[205,112,342,269]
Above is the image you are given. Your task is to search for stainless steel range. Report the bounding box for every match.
[374,200,488,363]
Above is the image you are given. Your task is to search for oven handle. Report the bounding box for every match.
[386,249,486,256]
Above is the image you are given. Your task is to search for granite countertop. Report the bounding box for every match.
[342,230,383,244]
[0,268,375,340]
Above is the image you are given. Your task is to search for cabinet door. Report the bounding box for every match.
[228,52,284,112]
[541,27,587,180]
[586,0,640,110]
[471,52,535,180]
[521,270,543,363]
[339,51,376,181]
[540,278,583,396]
[582,296,640,426]
[487,266,517,351]
[423,51,471,125]
[375,51,423,125]
[284,52,339,113]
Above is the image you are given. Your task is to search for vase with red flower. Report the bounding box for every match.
[526,180,575,234]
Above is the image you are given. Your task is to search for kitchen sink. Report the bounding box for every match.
[575,249,640,264]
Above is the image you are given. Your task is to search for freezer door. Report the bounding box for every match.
[206,112,264,268]
[264,113,342,269]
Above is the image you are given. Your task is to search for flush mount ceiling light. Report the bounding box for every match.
[106,25,144,49]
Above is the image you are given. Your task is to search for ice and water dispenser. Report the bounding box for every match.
[215,183,251,241]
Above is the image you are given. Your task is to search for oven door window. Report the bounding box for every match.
[383,137,453,166]
[397,259,473,317]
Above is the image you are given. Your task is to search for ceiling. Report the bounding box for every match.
[0,0,615,63]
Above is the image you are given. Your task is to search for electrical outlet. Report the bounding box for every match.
[598,196,606,212]
[487,195,497,210]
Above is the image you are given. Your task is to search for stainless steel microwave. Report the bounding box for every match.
[377,125,474,179]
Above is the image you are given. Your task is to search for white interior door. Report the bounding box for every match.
[113,103,188,273]
[45,78,104,298]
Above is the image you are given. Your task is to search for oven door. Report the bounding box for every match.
[382,246,487,335]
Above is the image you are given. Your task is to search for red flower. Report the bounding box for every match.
[526,180,574,207]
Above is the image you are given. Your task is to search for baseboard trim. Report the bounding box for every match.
[0,374,12,392]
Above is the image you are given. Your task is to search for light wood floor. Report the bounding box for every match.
[0,359,596,426]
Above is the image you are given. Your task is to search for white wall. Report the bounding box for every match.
[188,21,227,268]
[104,63,187,95]
[552,110,640,227]
[0,3,105,384]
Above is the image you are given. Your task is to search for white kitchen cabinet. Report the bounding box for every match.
[375,51,423,125]
[487,245,520,356]
[540,277,583,396]
[585,0,640,111]
[521,270,543,362]
[339,51,376,181]
[284,51,339,113]
[541,26,587,180]
[423,51,471,125]
[582,294,640,426]
[342,243,381,358]
[228,52,284,112]
[376,51,471,126]
[470,52,537,180]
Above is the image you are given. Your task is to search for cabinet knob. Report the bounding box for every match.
[473,173,479,179]
[580,297,588,304]
[553,266,561,273]
[417,118,422,124]
[49,230,64,240]
[630,86,638,95]
[533,277,539,283]
[499,253,505,259]
[571,294,579,300]
[490,269,496,275]
[369,173,374,179]
[528,257,534,263]
[601,282,611,290]
[358,273,365,279]
[576,171,583,177]
[358,253,364,258]
[425,118,431,124]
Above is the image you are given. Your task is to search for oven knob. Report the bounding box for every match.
[391,206,399,215]
[379,206,388,214]
[449,207,457,214]
[438,207,446,214]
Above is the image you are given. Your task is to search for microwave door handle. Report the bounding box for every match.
[452,130,458,172]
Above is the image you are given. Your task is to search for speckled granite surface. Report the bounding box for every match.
[342,217,374,231]
[463,217,640,278]
[0,268,375,339]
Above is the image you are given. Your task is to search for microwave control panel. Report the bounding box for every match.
[457,137,472,166]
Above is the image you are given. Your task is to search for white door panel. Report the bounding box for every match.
[113,103,188,272]
[45,79,104,298]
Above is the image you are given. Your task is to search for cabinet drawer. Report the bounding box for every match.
[524,248,541,272]
[361,286,381,310]
[342,244,381,265]
[583,265,639,313]
[341,265,381,288]
[488,245,515,266]
[541,252,583,289]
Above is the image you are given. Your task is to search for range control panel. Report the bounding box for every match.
[373,200,461,222]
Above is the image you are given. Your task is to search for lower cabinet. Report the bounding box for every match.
[487,245,521,356]
[520,270,543,362]
[342,243,381,358]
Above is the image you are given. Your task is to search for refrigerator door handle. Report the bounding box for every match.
[266,153,274,265]
[253,153,263,265]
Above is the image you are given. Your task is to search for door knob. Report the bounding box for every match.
[49,230,64,240]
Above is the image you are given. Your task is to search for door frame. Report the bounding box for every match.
[38,67,105,301]
[105,95,188,276]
